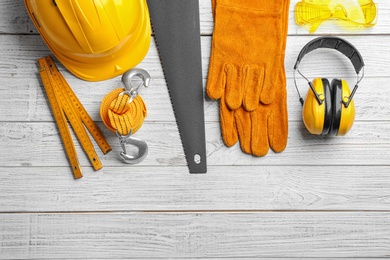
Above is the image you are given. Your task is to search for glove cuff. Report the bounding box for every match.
[217,0,284,14]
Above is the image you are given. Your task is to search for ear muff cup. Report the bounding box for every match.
[329,79,343,136]
[302,78,333,135]
[294,37,364,137]
[336,79,356,136]
[321,78,333,135]
[303,78,356,136]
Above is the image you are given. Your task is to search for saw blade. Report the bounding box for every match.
[147,0,207,173]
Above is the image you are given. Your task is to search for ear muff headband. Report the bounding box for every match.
[294,36,364,74]
[293,36,365,108]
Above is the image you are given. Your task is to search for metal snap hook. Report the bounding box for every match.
[119,68,151,103]
[116,130,148,164]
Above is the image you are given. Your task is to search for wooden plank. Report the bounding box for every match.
[0,166,390,212]
[0,76,387,123]
[1,1,390,35]
[0,34,388,123]
[0,35,389,80]
[0,2,33,34]
[0,121,389,168]
[1,212,389,259]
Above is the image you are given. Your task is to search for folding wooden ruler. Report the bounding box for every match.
[38,56,112,179]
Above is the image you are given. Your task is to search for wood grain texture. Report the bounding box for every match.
[1,0,390,259]
[1,212,390,259]
[2,1,390,35]
[1,34,390,124]
[1,166,390,212]
[1,121,389,168]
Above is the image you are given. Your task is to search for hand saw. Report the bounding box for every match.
[38,56,111,179]
[147,0,207,173]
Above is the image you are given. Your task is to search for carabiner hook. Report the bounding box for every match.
[119,68,151,103]
[117,130,148,164]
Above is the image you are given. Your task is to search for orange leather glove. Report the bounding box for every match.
[207,0,290,156]
[221,71,288,156]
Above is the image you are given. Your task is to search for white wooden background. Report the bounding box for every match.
[1,1,390,259]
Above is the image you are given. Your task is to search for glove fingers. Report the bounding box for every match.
[234,107,252,154]
[220,97,238,147]
[260,71,276,105]
[225,64,243,110]
[243,64,265,112]
[250,106,270,157]
[206,50,227,100]
[268,114,288,153]
[268,89,288,153]
[207,61,244,110]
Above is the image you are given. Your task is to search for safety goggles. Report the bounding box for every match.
[295,0,377,33]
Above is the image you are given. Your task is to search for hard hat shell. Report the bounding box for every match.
[25,0,151,81]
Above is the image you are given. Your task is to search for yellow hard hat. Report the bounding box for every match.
[25,0,151,81]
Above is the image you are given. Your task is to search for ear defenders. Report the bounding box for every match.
[293,36,365,136]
